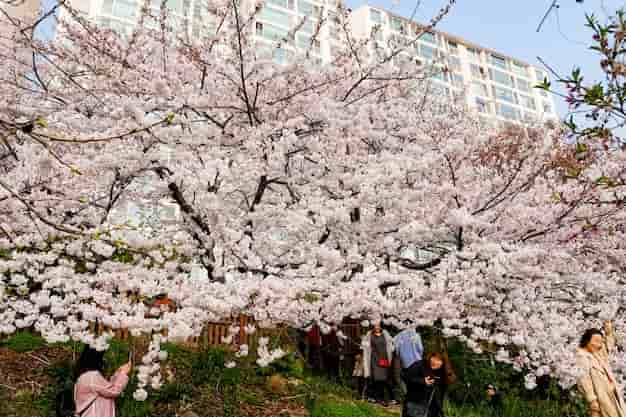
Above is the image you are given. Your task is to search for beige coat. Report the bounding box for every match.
[576,330,626,417]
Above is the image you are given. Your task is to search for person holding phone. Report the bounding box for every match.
[401,352,448,417]
[74,346,132,417]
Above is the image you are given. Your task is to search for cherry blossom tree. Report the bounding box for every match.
[0,0,624,399]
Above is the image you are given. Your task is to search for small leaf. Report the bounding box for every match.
[165,113,175,124]
[34,117,47,128]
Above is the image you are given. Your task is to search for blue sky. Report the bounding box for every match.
[344,0,626,117]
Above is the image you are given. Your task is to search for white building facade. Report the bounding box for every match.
[348,5,558,125]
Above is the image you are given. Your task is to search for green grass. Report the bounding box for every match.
[310,396,398,417]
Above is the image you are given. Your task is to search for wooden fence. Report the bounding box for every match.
[87,316,365,353]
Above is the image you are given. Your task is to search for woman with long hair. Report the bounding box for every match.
[73,346,131,417]
[362,320,395,405]
[401,352,449,417]
[577,321,626,417]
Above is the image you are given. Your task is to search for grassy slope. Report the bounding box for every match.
[0,332,586,417]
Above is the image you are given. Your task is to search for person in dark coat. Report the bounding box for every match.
[486,384,504,415]
[401,353,448,417]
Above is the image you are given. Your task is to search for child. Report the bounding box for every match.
[353,349,366,398]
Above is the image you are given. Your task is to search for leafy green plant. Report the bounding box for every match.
[1,331,46,352]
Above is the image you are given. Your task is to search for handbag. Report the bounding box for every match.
[377,358,391,368]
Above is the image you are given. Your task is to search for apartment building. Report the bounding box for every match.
[58,0,342,64]
[348,5,558,125]
[252,0,344,65]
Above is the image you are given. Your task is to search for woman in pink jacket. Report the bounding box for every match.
[74,347,131,417]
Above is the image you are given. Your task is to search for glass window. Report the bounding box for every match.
[476,98,490,113]
[432,70,449,83]
[420,31,437,44]
[101,0,113,15]
[535,69,545,81]
[523,112,537,122]
[370,9,382,23]
[497,103,520,120]
[447,41,458,55]
[490,68,514,87]
[519,95,536,110]
[511,61,528,77]
[391,17,405,33]
[451,73,464,88]
[267,0,291,8]
[493,86,517,104]
[543,102,552,113]
[539,89,548,97]
[418,44,436,60]
[471,81,489,97]
[490,54,508,70]
[447,55,461,71]
[257,22,289,41]
[299,0,314,16]
[102,0,137,19]
[516,78,531,92]
[467,47,481,62]
[470,64,485,79]
[259,6,291,27]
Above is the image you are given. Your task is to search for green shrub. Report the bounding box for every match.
[1,331,45,352]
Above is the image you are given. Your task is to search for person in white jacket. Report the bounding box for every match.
[576,321,626,417]
[362,321,394,405]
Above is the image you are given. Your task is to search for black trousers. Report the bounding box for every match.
[370,379,393,402]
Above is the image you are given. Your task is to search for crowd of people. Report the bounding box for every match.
[306,319,626,417]
[54,320,624,417]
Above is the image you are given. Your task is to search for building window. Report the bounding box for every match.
[370,9,382,23]
[452,73,464,88]
[470,64,486,79]
[511,61,528,77]
[519,95,536,110]
[467,47,481,62]
[299,0,314,16]
[489,68,514,87]
[267,0,293,8]
[102,0,137,20]
[418,44,436,60]
[471,81,489,97]
[257,22,289,41]
[420,31,437,44]
[447,55,461,71]
[447,41,458,55]
[259,6,292,27]
[391,16,405,33]
[476,98,490,113]
[523,112,537,122]
[539,89,548,97]
[431,69,449,83]
[497,103,520,120]
[543,102,552,113]
[490,54,508,70]
[535,69,546,81]
[516,78,531,93]
[493,85,517,104]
